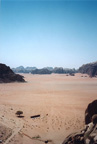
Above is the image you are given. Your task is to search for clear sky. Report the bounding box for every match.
[0,0,97,69]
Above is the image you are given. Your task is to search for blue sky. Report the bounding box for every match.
[0,0,97,68]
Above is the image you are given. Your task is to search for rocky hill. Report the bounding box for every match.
[53,67,64,74]
[53,67,76,74]
[12,66,77,75]
[31,67,77,75]
[0,64,25,83]
[78,61,97,77]
[12,66,37,73]
[31,68,52,74]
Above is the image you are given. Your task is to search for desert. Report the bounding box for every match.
[1,0,97,143]
[0,73,97,144]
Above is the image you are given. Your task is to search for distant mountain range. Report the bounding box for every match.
[12,66,37,73]
[12,61,97,77]
[12,66,77,75]
[1,61,97,83]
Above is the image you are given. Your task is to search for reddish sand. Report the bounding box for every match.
[0,73,97,144]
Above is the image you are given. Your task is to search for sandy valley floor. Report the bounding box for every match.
[0,73,97,144]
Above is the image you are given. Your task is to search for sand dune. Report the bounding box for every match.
[0,73,97,144]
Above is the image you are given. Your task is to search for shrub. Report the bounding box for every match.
[15,111,23,117]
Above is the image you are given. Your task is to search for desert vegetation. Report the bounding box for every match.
[15,111,24,117]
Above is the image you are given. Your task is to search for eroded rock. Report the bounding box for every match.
[85,100,97,124]
[0,63,25,83]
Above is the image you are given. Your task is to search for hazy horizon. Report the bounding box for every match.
[9,60,97,69]
[1,0,97,69]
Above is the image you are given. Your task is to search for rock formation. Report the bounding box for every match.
[0,63,25,83]
[85,100,97,124]
[31,68,52,74]
[79,62,97,77]
[53,67,64,74]
[12,66,77,74]
[12,66,37,73]
[62,130,85,144]
[62,115,97,144]
[62,100,97,144]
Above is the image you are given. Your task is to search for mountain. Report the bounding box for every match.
[53,67,64,74]
[31,68,52,74]
[12,66,25,73]
[0,63,25,83]
[52,67,77,74]
[78,61,97,77]
[43,67,53,71]
[12,66,37,73]
[12,61,97,77]
[12,66,76,75]
[31,67,77,75]
[25,66,36,72]
[64,68,77,74]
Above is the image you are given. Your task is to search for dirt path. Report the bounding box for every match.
[21,132,55,144]
[0,116,23,144]
[4,121,23,144]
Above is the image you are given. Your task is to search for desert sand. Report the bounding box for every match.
[0,73,97,144]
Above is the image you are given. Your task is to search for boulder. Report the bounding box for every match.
[85,100,97,124]
[62,131,84,144]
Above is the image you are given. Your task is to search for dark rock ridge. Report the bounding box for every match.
[62,100,97,144]
[78,61,97,77]
[0,63,25,83]
[85,100,97,124]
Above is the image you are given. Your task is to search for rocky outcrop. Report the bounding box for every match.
[43,67,53,71]
[12,66,37,73]
[62,121,97,144]
[31,67,77,75]
[62,130,85,144]
[79,62,97,77]
[0,63,25,83]
[85,100,97,124]
[53,67,64,74]
[12,66,77,75]
[53,67,76,74]
[62,100,97,144]
[31,68,52,74]
[62,114,97,144]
